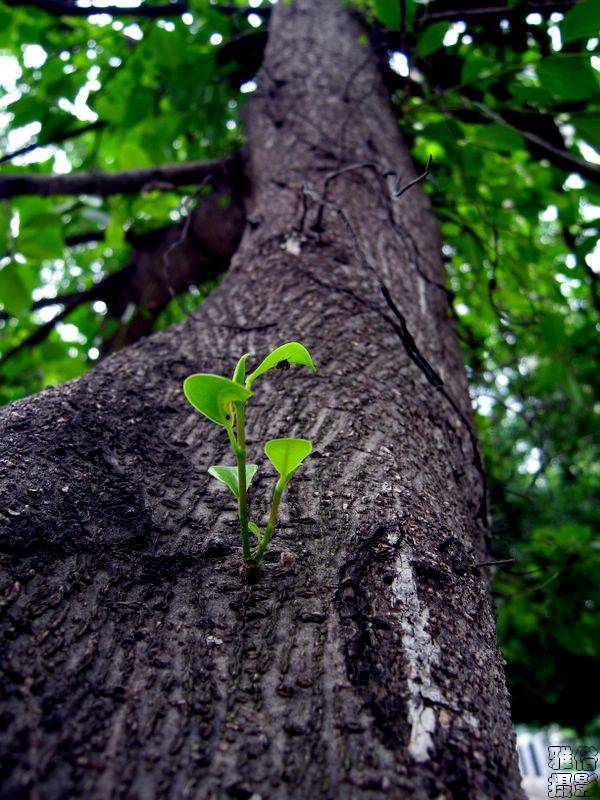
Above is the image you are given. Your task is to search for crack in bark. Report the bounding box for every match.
[379,284,488,521]
[335,521,409,748]
[298,181,489,521]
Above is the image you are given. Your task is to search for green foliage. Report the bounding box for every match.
[232,352,249,384]
[562,0,600,43]
[264,437,312,487]
[372,0,401,31]
[0,263,30,314]
[0,2,247,402]
[208,463,258,498]
[414,22,451,57]
[183,373,251,428]
[183,342,316,567]
[536,55,598,102]
[245,341,316,389]
[496,524,600,729]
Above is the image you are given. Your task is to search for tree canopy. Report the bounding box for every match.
[0,0,599,731]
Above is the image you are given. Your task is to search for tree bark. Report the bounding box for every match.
[0,1,524,798]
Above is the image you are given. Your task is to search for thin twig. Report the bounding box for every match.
[162,192,203,315]
[474,558,515,569]
[0,299,79,367]
[420,1,575,25]
[390,155,432,198]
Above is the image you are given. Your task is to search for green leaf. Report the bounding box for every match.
[562,0,600,43]
[246,342,316,389]
[415,22,451,57]
[372,0,400,30]
[183,374,252,427]
[461,55,497,85]
[117,140,151,170]
[572,113,600,152]
[106,216,126,249]
[264,438,312,485]
[0,202,10,254]
[0,263,30,315]
[232,353,249,384]
[372,0,415,31]
[208,464,258,498]
[536,56,599,102]
[17,225,64,260]
[471,124,525,153]
[248,521,261,539]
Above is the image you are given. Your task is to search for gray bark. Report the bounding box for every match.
[0,0,524,797]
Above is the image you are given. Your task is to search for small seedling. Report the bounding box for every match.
[183,342,316,569]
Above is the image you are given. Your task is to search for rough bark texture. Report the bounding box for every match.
[0,1,524,798]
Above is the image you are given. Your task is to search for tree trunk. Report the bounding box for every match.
[0,1,524,798]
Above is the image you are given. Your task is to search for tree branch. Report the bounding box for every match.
[0,297,81,367]
[3,0,271,19]
[419,1,576,25]
[4,0,189,18]
[0,156,237,198]
[64,230,105,246]
[0,121,104,166]
[0,176,246,365]
[217,4,270,17]
[473,102,600,184]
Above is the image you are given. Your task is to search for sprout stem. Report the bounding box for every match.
[234,402,251,563]
[254,478,284,564]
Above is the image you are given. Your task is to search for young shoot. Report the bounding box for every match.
[183,342,316,569]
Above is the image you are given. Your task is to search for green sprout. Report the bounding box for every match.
[183,342,316,569]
